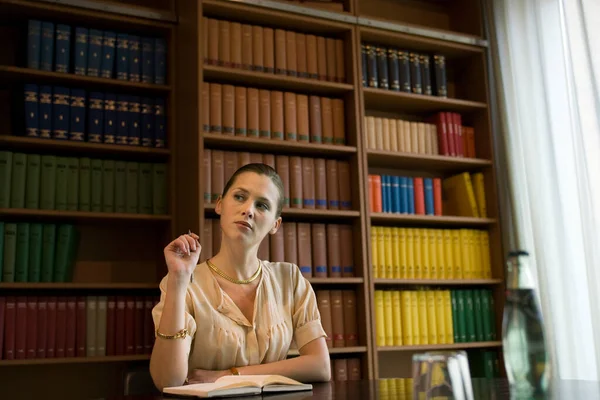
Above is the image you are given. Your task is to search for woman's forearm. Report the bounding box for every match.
[236,354,331,382]
[150,277,192,390]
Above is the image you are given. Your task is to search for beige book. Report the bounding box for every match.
[396,119,405,152]
[218,20,230,67]
[430,124,439,154]
[410,121,419,153]
[382,118,391,151]
[306,34,318,79]
[241,24,253,69]
[296,33,307,78]
[263,27,274,73]
[375,117,384,150]
[403,120,412,152]
[419,122,428,154]
[230,22,242,68]
[390,118,398,152]
[366,116,376,150]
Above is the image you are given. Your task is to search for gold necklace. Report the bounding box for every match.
[206,259,262,284]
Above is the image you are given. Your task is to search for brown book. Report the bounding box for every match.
[250,152,263,164]
[335,39,345,83]
[327,224,342,278]
[314,158,327,209]
[66,297,76,357]
[326,38,337,82]
[211,150,224,202]
[202,218,213,261]
[3,296,15,360]
[326,159,339,209]
[252,26,264,72]
[125,297,135,355]
[311,224,327,278]
[301,157,315,209]
[247,88,259,137]
[235,87,247,136]
[289,156,303,208]
[347,358,361,380]
[306,34,318,79]
[54,297,66,358]
[115,297,125,355]
[134,297,144,355]
[262,153,275,169]
[296,33,308,78]
[270,91,284,140]
[286,30,297,76]
[330,290,345,347]
[203,17,208,64]
[338,161,352,210]
[317,36,327,81]
[218,20,231,67]
[203,149,211,203]
[276,155,290,208]
[342,290,358,345]
[241,24,253,70]
[263,27,274,73]
[270,224,284,262]
[202,84,210,134]
[258,235,269,260]
[230,22,242,68]
[283,221,297,265]
[212,219,222,256]
[284,92,297,141]
[105,296,115,356]
[207,19,219,65]
[37,297,48,358]
[316,291,332,348]
[382,118,391,151]
[297,223,312,278]
[274,29,286,75]
[334,359,348,381]
[25,296,37,359]
[309,96,322,143]
[340,225,354,277]
[222,84,235,135]
[238,152,251,168]
[321,97,334,144]
[224,151,238,183]
[46,296,57,359]
[259,89,271,138]
[209,83,222,133]
[332,99,345,145]
[296,94,309,143]
[389,117,399,151]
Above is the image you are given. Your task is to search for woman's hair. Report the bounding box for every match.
[222,163,285,217]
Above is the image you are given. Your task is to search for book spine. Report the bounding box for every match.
[141,37,154,83]
[116,34,129,80]
[69,89,86,141]
[24,84,39,137]
[40,22,54,72]
[154,38,166,84]
[86,29,103,77]
[52,87,70,140]
[78,157,91,211]
[141,97,154,147]
[154,98,166,148]
[100,31,116,78]
[10,153,26,208]
[128,96,141,145]
[74,27,88,76]
[103,93,116,144]
[128,35,141,82]
[116,95,129,145]
[27,20,41,69]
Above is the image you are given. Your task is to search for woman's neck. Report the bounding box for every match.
[211,240,260,280]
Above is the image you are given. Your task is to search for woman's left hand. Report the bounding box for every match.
[187,368,230,384]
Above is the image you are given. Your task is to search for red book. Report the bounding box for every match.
[0,297,5,360]
[444,112,456,156]
[36,297,47,359]
[116,297,126,355]
[46,296,57,358]
[26,296,38,359]
[66,297,77,357]
[370,175,382,213]
[77,296,88,357]
[433,112,450,156]
[15,296,27,359]
[135,297,145,354]
[125,297,135,355]
[55,296,67,358]
[3,296,16,360]
[433,178,442,215]
[413,177,425,215]
[452,112,463,157]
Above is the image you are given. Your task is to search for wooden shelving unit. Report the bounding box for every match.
[377,342,502,352]
[0,208,171,223]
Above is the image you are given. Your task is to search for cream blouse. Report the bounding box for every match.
[152,260,327,371]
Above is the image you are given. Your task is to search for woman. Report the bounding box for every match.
[150,163,330,390]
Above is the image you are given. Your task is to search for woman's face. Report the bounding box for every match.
[215,172,282,247]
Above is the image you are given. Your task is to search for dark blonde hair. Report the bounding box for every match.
[222,163,285,217]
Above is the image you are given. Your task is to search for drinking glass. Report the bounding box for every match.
[412,351,474,400]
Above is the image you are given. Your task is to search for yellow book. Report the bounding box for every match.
[460,229,470,279]
[436,230,445,280]
[377,226,386,279]
[391,290,403,346]
[378,379,389,399]
[417,290,428,345]
[375,290,385,346]
[435,290,446,344]
[473,230,482,278]
[399,228,407,279]
[410,291,420,345]
[383,290,394,346]
[443,290,454,343]
[406,228,415,279]
[383,227,393,279]
[396,378,406,399]
[444,230,454,279]
[388,378,398,400]
[401,291,412,345]
[473,172,487,217]
[428,229,437,280]
[413,229,422,279]
[442,172,479,217]
[452,230,462,279]
[406,378,414,399]
[420,228,429,279]
[426,290,438,344]
[481,231,492,278]
[391,228,401,279]
[371,226,379,279]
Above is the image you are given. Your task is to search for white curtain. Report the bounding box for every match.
[487,0,600,381]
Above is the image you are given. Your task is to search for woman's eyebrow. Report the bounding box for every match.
[234,187,272,205]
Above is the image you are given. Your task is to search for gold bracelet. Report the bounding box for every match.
[156,328,188,340]
[230,367,240,376]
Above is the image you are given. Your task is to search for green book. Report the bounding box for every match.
[138,162,153,214]
[28,223,43,282]
[40,223,56,282]
[54,224,78,282]
[450,290,460,343]
[14,222,30,282]
[126,162,139,213]
[79,157,91,211]
[473,289,484,341]
[464,290,476,342]
[483,351,496,378]
[2,223,17,282]
[480,289,491,341]
[102,159,115,213]
[40,155,57,210]
[114,161,127,213]
[152,163,167,215]
[25,154,41,209]
[55,157,69,211]
[456,290,467,343]
[0,151,12,208]
[66,158,79,211]
[10,153,27,208]
[487,290,497,340]
[91,159,103,212]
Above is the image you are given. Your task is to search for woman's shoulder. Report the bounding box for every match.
[262,260,302,282]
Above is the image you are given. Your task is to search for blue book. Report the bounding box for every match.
[24,84,39,137]
[74,27,88,75]
[380,175,387,213]
[384,175,392,213]
[154,98,166,148]
[39,86,53,138]
[27,20,41,69]
[87,92,104,143]
[141,97,154,147]
[116,95,129,145]
[154,38,166,84]
[407,177,415,214]
[54,24,71,73]
[87,29,103,77]
[128,35,141,82]
[399,177,408,214]
[141,37,154,83]
[388,48,400,91]
[40,22,54,71]
[100,31,116,78]
[128,96,141,145]
[391,175,401,213]
[52,87,70,139]
[116,34,129,80]
[377,46,389,90]
[103,93,117,144]
[424,178,434,215]
[360,44,367,87]
[69,89,86,141]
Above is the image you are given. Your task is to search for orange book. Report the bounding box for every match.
[275,29,287,75]
[296,94,309,143]
[296,33,308,78]
[433,178,442,215]
[218,20,230,67]
[221,84,235,135]
[312,224,327,278]
[314,158,327,209]
[306,34,318,79]
[290,156,303,208]
[286,31,297,76]
[230,22,242,69]
[241,24,253,70]
[276,155,290,207]
[284,92,297,141]
[209,83,222,133]
[317,36,327,81]
[302,157,315,209]
[332,99,345,145]
[234,86,247,136]
[207,19,219,65]
[326,159,339,209]
[321,97,334,144]
[413,177,425,215]
[371,175,382,213]
[335,39,345,83]
[270,91,284,140]
[297,223,313,278]
[326,38,337,82]
[252,26,264,72]
[259,89,271,138]
[262,27,274,73]
[247,88,259,138]
[309,96,322,143]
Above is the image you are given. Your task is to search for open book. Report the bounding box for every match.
[163,375,313,398]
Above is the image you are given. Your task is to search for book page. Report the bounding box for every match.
[215,374,303,387]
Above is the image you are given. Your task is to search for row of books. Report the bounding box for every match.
[442,172,486,218]
[1,223,78,284]
[26,20,167,84]
[203,18,345,83]
[370,227,492,280]
[205,150,352,211]
[23,85,166,148]
[316,290,358,348]
[374,289,496,347]
[330,358,361,382]
[203,83,346,144]
[364,112,476,158]
[0,152,168,215]
[204,219,356,278]
[361,44,447,97]
[368,174,442,215]
[0,295,158,360]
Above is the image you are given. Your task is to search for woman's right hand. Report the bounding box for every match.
[164,232,202,283]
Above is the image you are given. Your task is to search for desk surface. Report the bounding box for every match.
[110,378,600,399]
